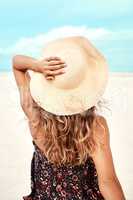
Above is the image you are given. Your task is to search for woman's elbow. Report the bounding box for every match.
[99,178,126,200]
[99,177,116,191]
[12,55,21,69]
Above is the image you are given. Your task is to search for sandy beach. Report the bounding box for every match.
[0,71,133,199]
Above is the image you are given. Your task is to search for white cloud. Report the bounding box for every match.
[0,26,112,57]
[1,25,132,72]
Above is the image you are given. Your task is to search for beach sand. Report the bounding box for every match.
[0,71,133,199]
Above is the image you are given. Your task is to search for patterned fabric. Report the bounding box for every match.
[22,141,105,200]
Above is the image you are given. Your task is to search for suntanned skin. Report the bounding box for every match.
[12,36,126,200]
[12,54,67,142]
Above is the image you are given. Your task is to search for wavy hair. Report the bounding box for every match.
[31,99,108,167]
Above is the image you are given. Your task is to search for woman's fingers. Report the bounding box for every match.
[45,56,66,67]
[45,56,61,62]
[47,63,67,70]
[40,56,67,79]
[41,56,67,68]
[44,68,66,76]
[45,75,55,80]
[41,63,66,73]
[48,60,65,66]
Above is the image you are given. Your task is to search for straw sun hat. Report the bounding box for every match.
[30,36,109,116]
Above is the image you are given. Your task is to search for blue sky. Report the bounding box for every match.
[0,0,133,72]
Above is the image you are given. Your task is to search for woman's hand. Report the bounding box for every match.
[37,56,67,80]
[12,55,67,81]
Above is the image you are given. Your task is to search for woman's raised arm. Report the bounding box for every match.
[12,55,67,138]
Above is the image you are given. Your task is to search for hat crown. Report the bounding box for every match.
[41,41,90,90]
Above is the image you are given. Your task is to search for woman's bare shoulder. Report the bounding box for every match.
[94,114,107,123]
[92,115,110,147]
[93,115,109,132]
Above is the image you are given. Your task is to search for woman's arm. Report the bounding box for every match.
[12,55,66,138]
[12,55,66,111]
[12,55,41,120]
[91,116,126,200]
[12,54,67,88]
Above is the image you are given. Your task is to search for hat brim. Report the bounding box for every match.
[30,62,109,116]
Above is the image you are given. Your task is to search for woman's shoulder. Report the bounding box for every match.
[93,115,109,132]
[94,114,107,123]
[92,115,110,146]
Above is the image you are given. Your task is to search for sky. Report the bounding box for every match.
[0,0,133,72]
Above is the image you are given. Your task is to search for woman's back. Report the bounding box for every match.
[23,140,105,200]
[12,36,125,199]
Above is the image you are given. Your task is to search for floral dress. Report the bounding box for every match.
[23,141,105,200]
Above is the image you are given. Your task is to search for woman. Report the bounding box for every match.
[12,36,126,200]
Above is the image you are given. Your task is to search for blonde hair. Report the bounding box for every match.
[30,100,107,168]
